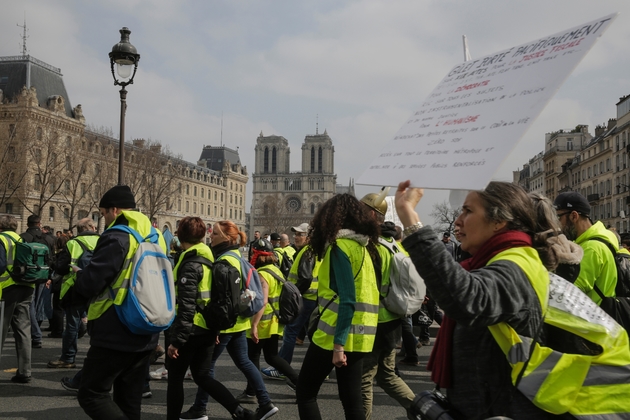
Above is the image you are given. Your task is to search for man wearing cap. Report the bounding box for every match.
[73,185,168,420]
[247,230,261,261]
[554,191,618,305]
[359,190,416,419]
[262,222,319,380]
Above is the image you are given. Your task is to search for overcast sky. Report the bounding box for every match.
[3,0,630,227]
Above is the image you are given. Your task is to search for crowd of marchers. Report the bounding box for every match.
[2,182,630,420]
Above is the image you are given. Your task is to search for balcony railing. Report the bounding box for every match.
[587,194,601,203]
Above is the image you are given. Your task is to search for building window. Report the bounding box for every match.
[49,206,55,220]
[311,147,315,172]
[178,200,182,211]
[186,201,189,212]
[194,186,197,196]
[272,148,277,173]
[318,147,323,173]
[264,147,269,173]
[193,202,197,213]
[186,185,190,195]
[5,203,13,214]
[201,188,204,198]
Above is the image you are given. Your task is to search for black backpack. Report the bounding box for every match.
[589,237,630,297]
[74,239,95,270]
[189,256,242,331]
[258,267,302,325]
[275,249,294,279]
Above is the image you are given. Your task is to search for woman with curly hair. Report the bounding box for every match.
[296,194,380,420]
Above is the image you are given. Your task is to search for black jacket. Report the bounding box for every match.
[294,246,316,295]
[21,227,55,252]
[168,250,213,349]
[73,213,158,352]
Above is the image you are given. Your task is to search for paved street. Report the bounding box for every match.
[0,323,435,420]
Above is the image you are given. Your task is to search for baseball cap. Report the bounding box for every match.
[270,233,281,241]
[553,192,591,216]
[291,223,310,233]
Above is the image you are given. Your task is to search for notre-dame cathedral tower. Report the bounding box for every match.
[251,129,337,235]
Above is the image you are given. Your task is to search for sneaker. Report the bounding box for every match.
[47,359,76,369]
[236,391,257,404]
[142,385,152,398]
[61,376,79,392]
[149,367,168,380]
[31,341,42,349]
[47,332,63,338]
[232,406,256,420]
[260,367,284,380]
[11,374,32,384]
[255,402,279,420]
[295,338,304,346]
[286,379,297,392]
[419,338,431,346]
[399,358,420,367]
[185,368,193,380]
[179,406,208,420]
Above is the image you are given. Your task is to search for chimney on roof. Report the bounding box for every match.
[132,139,145,148]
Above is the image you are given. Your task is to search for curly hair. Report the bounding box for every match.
[310,194,380,259]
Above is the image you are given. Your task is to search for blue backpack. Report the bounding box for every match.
[223,251,264,318]
[109,225,176,335]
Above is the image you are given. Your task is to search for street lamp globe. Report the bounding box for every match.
[109,27,140,86]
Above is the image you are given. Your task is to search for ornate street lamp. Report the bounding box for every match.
[109,27,140,185]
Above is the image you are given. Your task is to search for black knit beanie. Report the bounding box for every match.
[99,185,136,209]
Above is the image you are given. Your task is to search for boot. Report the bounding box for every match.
[232,405,255,420]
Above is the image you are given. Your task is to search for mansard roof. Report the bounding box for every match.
[0,55,74,117]
[198,145,242,171]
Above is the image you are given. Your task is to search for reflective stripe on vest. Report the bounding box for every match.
[376,240,400,323]
[487,247,630,416]
[312,238,379,352]
[87,211,167,321]
[288,245,320,301]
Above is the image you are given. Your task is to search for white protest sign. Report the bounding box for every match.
[358,14,617,190]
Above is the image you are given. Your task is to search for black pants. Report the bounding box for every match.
[296,343,365,420]
[50,291,65,335]
[166,333,239,420]
[78,345,152,420]
[246,335,299,393]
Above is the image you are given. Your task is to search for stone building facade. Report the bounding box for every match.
[514,95,630,233]
[250,130,337,235]
[0,55,247,236]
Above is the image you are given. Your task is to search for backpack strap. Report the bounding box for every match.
[73,238,89,254]
[222,250,252,288]
[587,237,617,298]
[186,256,213,267]
[378,237,401,254]
[0,232,19,244]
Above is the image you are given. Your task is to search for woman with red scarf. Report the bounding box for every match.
[395,181,564,420]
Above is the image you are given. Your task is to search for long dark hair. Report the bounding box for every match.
[310,194,380,259]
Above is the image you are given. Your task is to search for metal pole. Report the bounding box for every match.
[117,87,127,185]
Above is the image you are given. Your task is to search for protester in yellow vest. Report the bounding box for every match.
[0,215,34,384]
[180,220,278,420]
[73,185,167,420]
[296,194,380,420]
[395,180,630,419]
[242,238,299,395]
[165,216,255,420]
[359,191,415,420]
[47,217,99,370]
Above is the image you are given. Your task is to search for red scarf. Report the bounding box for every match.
[426,230,532,388]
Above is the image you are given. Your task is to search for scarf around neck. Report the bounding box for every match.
[427,230,532,389]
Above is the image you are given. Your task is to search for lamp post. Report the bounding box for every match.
[109,27,140,185]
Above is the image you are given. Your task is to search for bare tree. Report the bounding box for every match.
[15,121,67,216]
[430,200,461,235]
[133,140,180,220]
[0,112,30,210]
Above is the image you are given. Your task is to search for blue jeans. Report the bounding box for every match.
[279,298,317,364]
[60,305,85,363]
[192,331,270,409]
